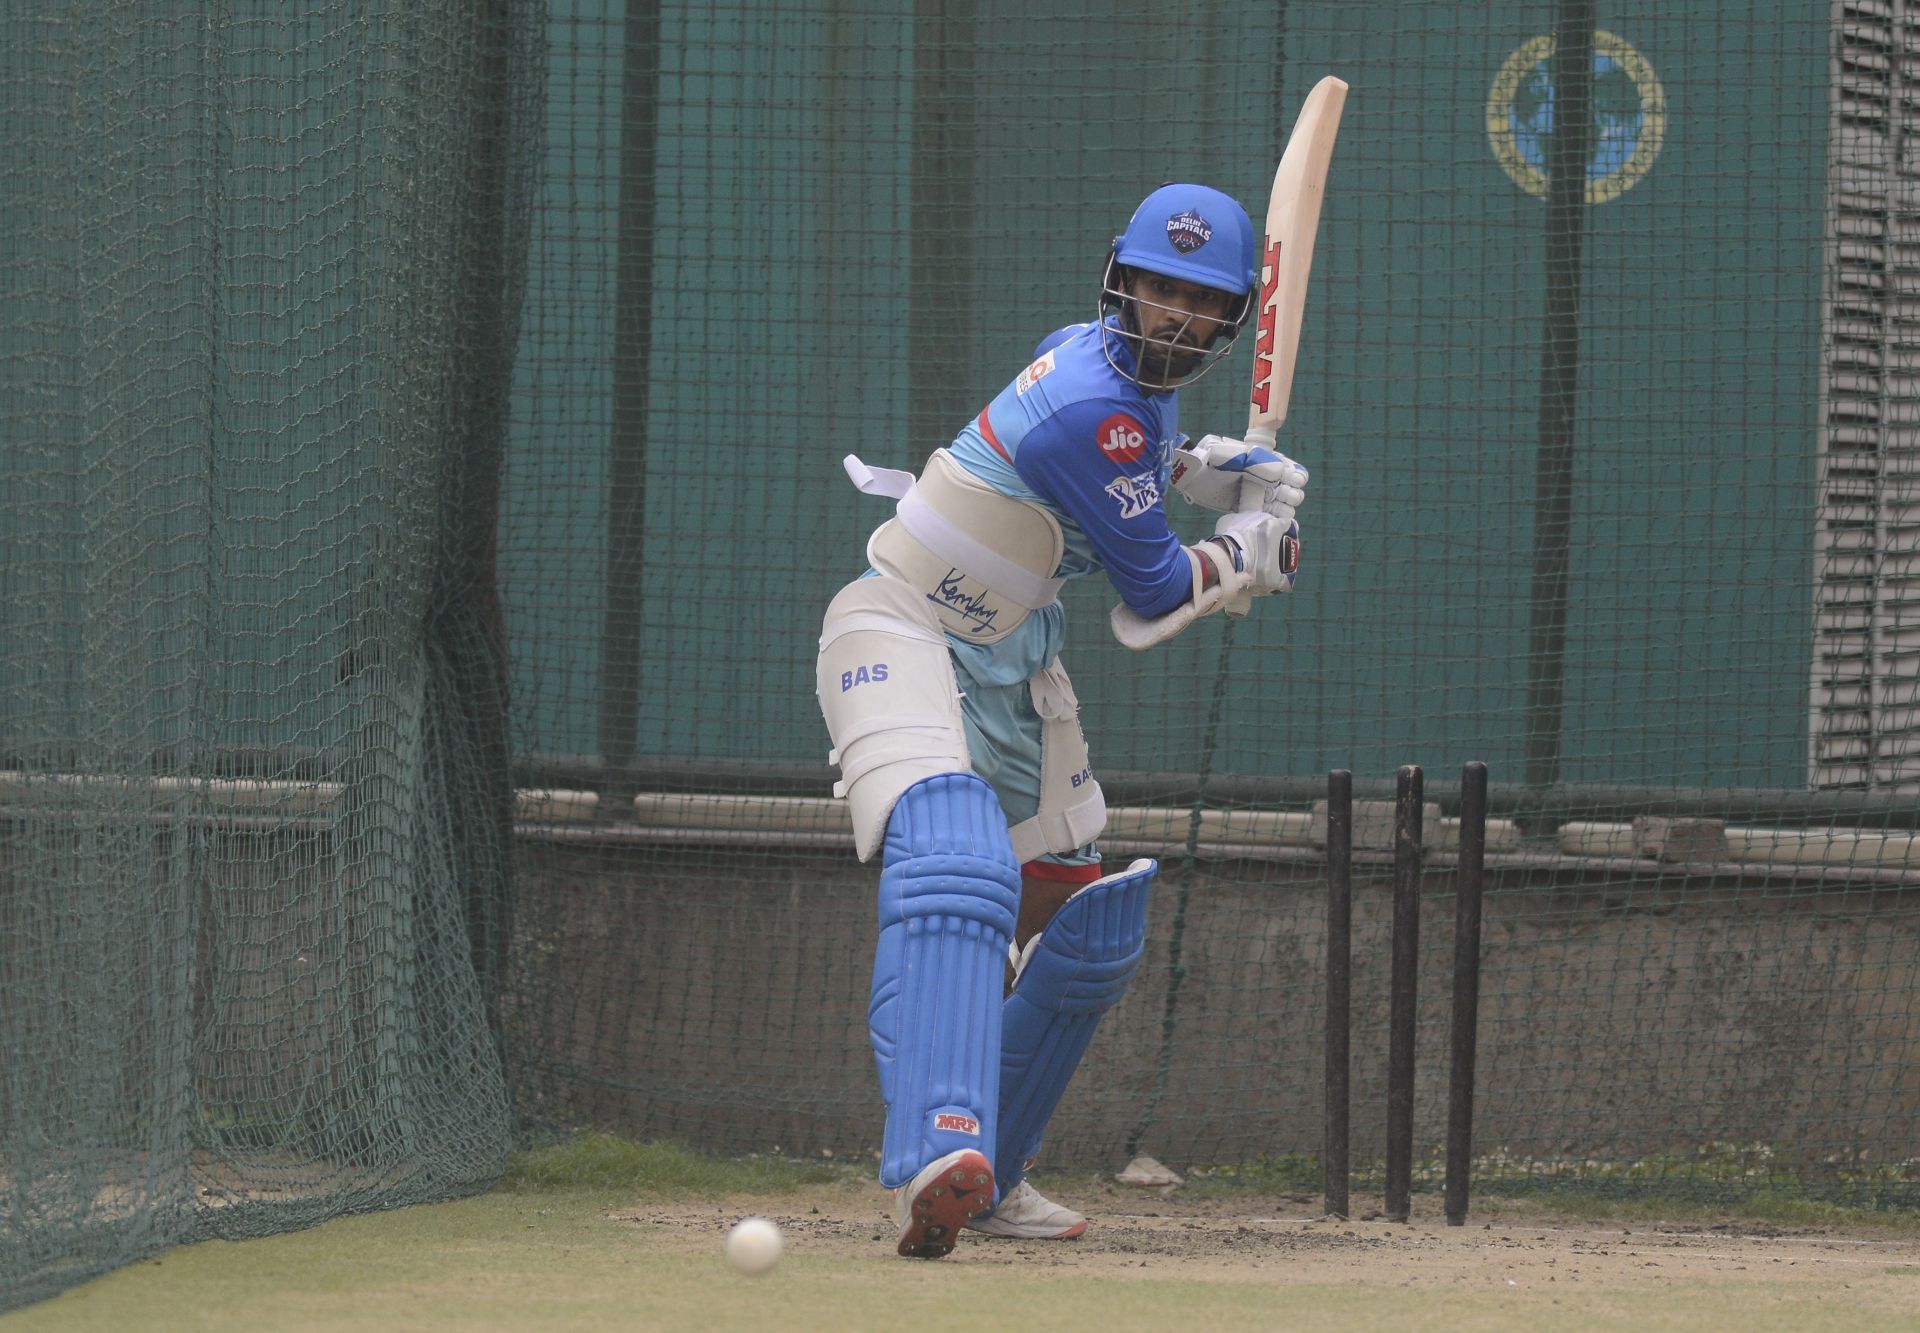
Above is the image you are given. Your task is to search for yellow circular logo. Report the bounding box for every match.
[1487,31,1666,205]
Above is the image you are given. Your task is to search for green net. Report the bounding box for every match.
[10,0,1920,1314]
[0,0,539,1311]
[503,0,1920,1210]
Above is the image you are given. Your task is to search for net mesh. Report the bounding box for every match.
[0,0,540,1310]
[8,0,1920,1313]
[504,0,1920,1205]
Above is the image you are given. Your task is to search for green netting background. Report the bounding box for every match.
[9,0,1920,1315]
[0,0,539,1312]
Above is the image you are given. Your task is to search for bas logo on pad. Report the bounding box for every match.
[1096,413,1146,464]
[933,1112,980,1135]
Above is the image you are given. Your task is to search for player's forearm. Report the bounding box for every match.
[1113,539,1228,615]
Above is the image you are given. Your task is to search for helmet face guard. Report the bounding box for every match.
[1097,183,1257,390]
[1098,253,1254,390]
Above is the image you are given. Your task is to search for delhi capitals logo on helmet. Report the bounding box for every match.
[1166,210,1213,254]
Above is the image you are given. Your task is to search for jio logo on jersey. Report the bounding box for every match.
[1096,413,1147,464]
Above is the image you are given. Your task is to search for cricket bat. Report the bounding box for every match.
[1245,74,1347,451]
[1110,77,1347,648]
[1225,74,1346,616]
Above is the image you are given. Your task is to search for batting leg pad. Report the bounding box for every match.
[870,772,1023,1191]
[995,857,1157,1195]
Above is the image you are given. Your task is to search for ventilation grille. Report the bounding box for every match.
[1815,0,1920,788]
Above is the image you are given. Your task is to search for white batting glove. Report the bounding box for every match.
[1211,510,1301,600]
[1170,434,1309,524]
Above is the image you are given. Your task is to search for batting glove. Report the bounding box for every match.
[1211,510,1301,599]
[1171,434,1309,525]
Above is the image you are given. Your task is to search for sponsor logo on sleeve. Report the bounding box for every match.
[1096,413,1147,464]
[933,1112,980,1135]
[1104,472,1163,520]
[1014,349,1057,396]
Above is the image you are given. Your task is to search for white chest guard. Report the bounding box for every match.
[847,449,1066,645]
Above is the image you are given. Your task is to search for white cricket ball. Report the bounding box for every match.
[724,1216,783,1275]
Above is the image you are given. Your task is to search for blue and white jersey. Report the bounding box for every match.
[945,316,1191,686]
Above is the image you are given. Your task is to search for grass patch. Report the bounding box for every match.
[1180,1153,1323,1198]
[1472,1183,1920,1234]
[500,1132,858,1195]
[1158,1149,1920,1233]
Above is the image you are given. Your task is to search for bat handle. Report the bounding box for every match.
[1228,422,1285,617]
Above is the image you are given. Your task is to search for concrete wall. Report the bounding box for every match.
[507,837,1920,1182]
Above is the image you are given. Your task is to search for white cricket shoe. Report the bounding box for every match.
[892,1148,995,1259]
[964,1179,1089,1239]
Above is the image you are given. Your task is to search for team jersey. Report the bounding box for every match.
[944,316,1192,687]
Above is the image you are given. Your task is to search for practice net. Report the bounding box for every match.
[7,0,1920,1313]
[0,0,540,1311]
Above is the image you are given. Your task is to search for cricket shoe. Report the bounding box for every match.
[964,1179,1088,1239]
[892,1148,995,1259]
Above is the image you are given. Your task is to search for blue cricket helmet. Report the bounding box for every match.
[1097,182,1257,388]
[1110,183,1256,298]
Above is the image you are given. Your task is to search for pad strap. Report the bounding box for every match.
[995,857,1157,1194]
[1004,658,1108,861]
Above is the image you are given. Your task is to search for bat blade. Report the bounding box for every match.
[1246,75,1347,448]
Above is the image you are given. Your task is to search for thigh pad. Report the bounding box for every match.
[818,575,970,861]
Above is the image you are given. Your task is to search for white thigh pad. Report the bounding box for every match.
[1007,658,1108,862]
[817,576,971,861]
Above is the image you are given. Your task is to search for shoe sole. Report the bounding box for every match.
[897,1150,995,1259]
[964,1219,1088,1240]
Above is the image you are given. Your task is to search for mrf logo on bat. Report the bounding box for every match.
[1246,75,1347,433]
[1249,235,1284,415]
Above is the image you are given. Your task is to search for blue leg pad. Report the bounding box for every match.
[870,772,1022,1190]
[995,857,1157,1195]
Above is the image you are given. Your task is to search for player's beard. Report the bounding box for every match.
[1126,294,1208,386]
[1137,332,1205,387]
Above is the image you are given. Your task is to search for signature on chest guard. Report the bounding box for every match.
[929,569,999,635]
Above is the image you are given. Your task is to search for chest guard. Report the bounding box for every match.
[848,449,1066,645]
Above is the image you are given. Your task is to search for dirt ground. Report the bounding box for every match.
[12,1176,1919,1331]
[615,1176,1920,1296]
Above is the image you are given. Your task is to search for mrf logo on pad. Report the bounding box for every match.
[933,1112,979,1135]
